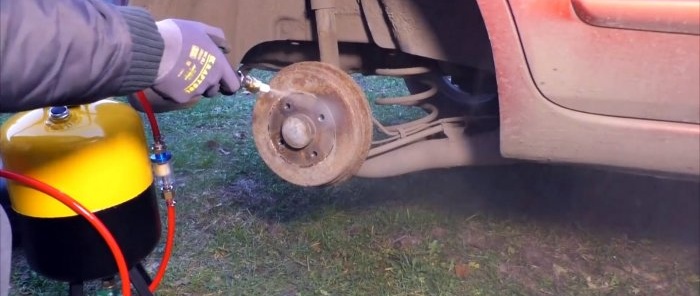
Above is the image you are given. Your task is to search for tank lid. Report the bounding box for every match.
[48,106,70,122]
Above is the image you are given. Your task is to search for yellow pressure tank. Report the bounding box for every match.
[0,100,160,282]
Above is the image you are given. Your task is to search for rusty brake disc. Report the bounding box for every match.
[252,62,373,186]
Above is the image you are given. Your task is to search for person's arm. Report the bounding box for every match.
[0,0,164,112]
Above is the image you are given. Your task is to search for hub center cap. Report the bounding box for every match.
[281,115,314,149]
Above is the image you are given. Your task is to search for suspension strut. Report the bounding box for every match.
[368,66,467,157]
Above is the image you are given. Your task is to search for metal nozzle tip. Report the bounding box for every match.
[241,74,271,94]
[258,84,271,93]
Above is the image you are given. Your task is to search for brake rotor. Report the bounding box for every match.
[252,62,373,186]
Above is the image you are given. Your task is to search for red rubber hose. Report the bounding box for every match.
[0,170,132,296]
[135,90,162,142]
[135,89,176,292]
[149,203,175,292]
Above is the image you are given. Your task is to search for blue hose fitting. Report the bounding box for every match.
[150,142,174,193]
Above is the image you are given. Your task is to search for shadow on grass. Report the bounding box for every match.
[240,163,699,246]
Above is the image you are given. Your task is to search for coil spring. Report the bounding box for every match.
[369,67,466,157]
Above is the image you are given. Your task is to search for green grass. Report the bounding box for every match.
[5,71,700,296]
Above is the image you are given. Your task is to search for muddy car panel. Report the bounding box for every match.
[130,0,700,177]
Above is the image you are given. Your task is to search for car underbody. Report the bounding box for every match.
[132,0,700,186]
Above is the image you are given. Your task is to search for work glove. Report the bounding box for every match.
[129,19,241,112]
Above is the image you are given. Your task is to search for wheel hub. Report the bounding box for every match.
[269,92,336,167]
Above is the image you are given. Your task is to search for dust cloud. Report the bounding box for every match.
[349,163,700,245]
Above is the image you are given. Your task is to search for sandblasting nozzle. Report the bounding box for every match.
[239,72,271,94]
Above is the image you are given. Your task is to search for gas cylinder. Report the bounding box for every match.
[0,100,160,282]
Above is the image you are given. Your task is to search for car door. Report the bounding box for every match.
[508,0,699,124]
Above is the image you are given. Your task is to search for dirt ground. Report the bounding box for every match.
[358,163,700,245]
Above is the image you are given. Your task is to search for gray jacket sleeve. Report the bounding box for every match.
[0,0,165,112]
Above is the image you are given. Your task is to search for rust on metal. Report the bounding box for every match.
[252,61,372,186]
[311,0,340,66]
[267,92,336,168]
[357,130,512,178]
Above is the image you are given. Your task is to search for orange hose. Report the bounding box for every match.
[149,203,175,292]
[0,170,132,296]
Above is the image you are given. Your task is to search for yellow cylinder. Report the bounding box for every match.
[0,100,153,218]
[0,99,161,282]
